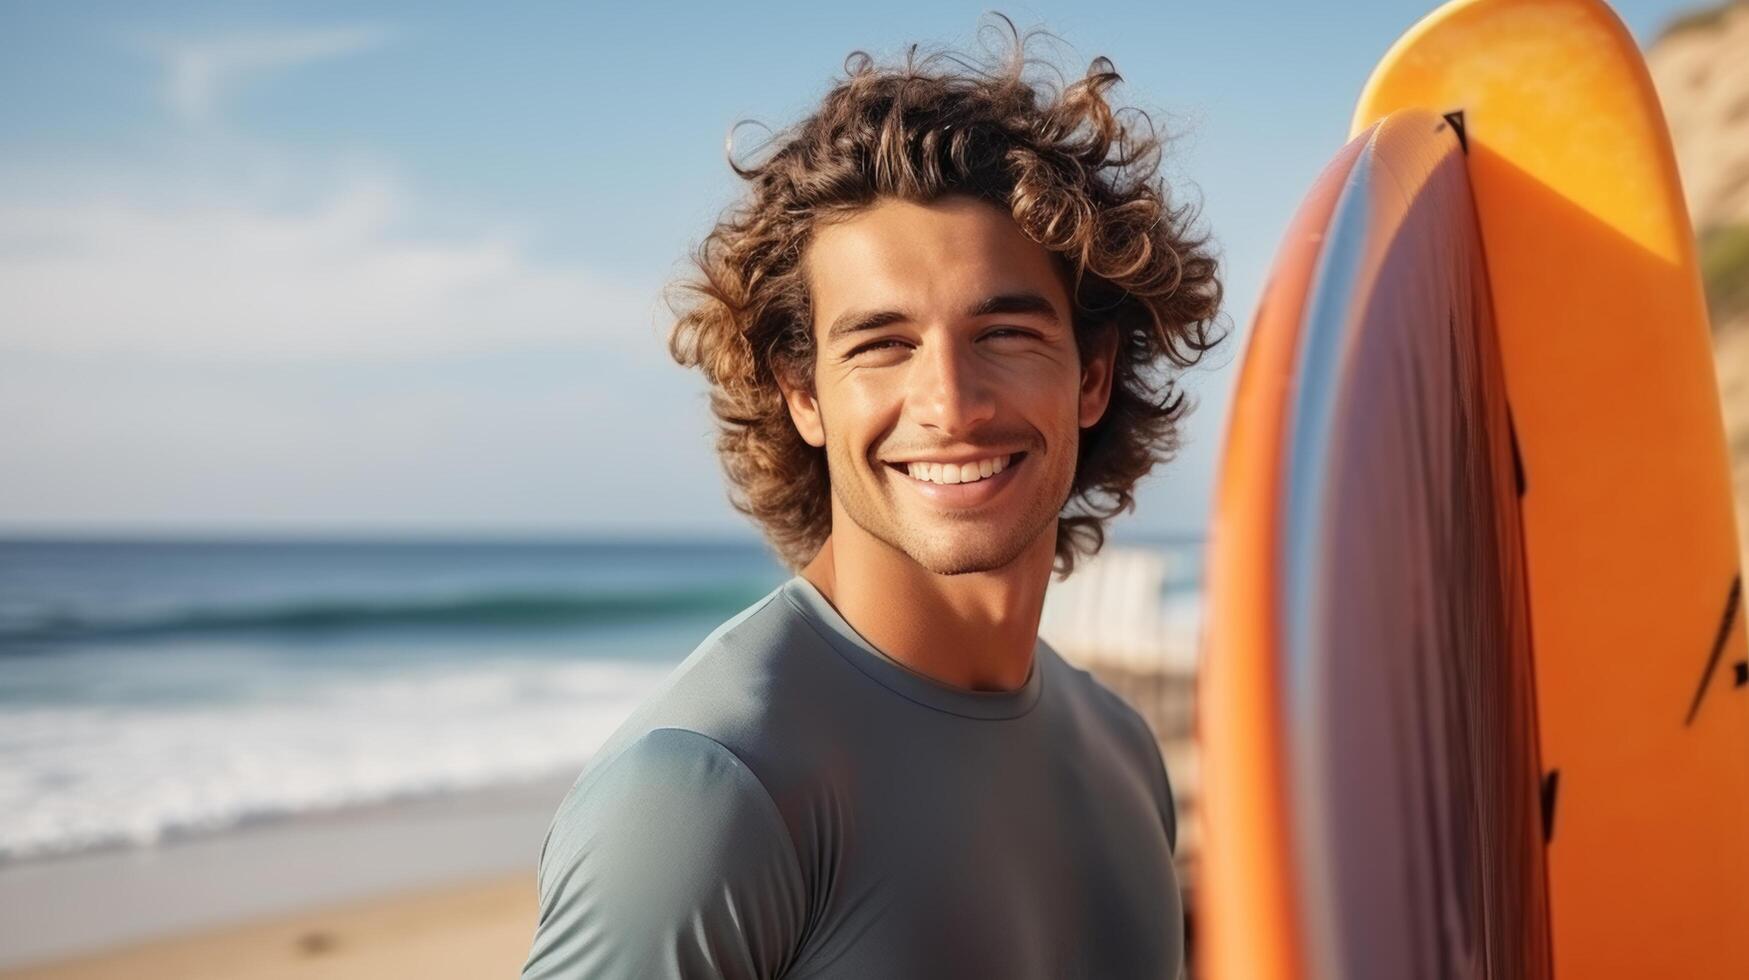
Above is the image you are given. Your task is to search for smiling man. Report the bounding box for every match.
[523,24,1222,980]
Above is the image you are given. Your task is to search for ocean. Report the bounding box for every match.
[0,537,789,864]
[0,534,1206,870]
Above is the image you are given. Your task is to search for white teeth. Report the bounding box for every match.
[900,454,1014,485]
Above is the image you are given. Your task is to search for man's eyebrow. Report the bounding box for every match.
[825,292,1061,342]
[826,308,911,342]
[967,291,1061,323]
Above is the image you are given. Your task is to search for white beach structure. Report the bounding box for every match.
[1037,545,1201,676]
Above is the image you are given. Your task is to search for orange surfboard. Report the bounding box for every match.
[1199,0,1748,976]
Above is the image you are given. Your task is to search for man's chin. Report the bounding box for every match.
[899,533,1033,577]
[833,481,1049,576]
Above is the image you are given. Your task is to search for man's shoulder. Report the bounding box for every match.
[1038,644,1178,851]
[616,579,834,743]
[1039,641,1159,740]
[542,726,796,875]
[564,579,844,816]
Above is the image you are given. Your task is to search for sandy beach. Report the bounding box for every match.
[0,777,571,978]
[1,873,537,980]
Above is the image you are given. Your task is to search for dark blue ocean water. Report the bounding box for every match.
[0,537,788,862]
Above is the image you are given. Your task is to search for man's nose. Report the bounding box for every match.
[909,338,997,436]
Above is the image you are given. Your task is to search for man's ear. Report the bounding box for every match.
[776,368,827,448]
[1078,323,1122,429]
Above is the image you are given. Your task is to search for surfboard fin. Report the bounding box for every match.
[1507,402,1526,497]
[1541,769,1559,844]
[1441,110,1469,154]
[1683,574,1743,726]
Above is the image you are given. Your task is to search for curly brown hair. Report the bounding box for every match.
[667,17,1224,577]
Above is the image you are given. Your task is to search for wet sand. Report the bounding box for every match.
[0,777,571,977]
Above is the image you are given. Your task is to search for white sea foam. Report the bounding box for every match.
[0,657,673,861]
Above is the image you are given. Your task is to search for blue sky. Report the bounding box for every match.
[0,0,1695,541]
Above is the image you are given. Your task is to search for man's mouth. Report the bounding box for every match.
[881,451,1028,508]
[885,452,1023,486]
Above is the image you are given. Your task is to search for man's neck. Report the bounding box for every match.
[799,510,1055,694]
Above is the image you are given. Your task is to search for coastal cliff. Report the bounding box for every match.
[1645,0,1749,567]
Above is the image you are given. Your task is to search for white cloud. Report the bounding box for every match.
[0,25,675,360]
[0,163,667,359]
[137,26,390,126]
[0,22,729,531]
[0,147,722,527]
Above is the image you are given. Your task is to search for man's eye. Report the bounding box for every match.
[850,339,907,356]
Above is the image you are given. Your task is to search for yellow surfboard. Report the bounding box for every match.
[1353,1,1748,976]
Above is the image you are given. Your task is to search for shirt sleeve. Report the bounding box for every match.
[521,727,810,980]
[1113,695,1178,857]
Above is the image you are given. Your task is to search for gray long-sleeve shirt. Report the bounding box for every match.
[522,575,1184,979]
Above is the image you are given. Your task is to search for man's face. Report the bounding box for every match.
[781,194,1117,576]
